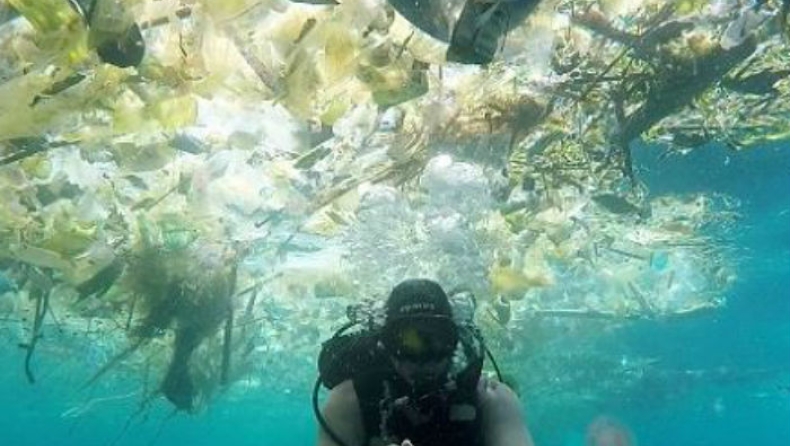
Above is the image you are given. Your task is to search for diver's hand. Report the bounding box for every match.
[386,440,414,446]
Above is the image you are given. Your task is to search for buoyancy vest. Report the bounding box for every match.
[353,364,484,446]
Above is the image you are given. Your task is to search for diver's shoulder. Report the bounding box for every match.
[477,376,520,404]
[329,379,360,406]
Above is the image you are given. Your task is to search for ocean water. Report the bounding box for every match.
[1,0,789,444]
[1,141,787,446]
[617,143,790,446]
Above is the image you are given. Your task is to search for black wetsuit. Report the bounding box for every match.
[353,365,483,446]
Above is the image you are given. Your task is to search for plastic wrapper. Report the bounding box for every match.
[1,0,774,415]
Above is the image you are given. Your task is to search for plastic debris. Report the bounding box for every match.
[0,0,773,416]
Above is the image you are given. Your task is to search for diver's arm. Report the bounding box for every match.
[478,378,535,446]
[317,379,366,446]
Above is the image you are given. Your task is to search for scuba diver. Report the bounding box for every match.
[315,278,534,446]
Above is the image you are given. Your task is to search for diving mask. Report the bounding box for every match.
[383,316,459,363]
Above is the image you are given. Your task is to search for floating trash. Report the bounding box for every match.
[0,0,769,418]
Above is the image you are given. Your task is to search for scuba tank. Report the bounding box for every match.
[313,289,503,446]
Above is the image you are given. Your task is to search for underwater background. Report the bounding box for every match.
[1,141,787,446]
[2,1,790,445]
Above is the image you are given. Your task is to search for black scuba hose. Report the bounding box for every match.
[483,344,504,382]
[312,322,358,446]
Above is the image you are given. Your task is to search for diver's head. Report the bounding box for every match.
[381,279,459,391]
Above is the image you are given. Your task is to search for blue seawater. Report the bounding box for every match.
[0,143,787,446]
[524,142,790,446]
[0,272,14,294]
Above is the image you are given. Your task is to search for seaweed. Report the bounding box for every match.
[621,38,759,142]
[16,266,53,383]
[78,222,237,413]
[220,261,238,386]
[0,138,70,166]
[722,68,790,95]
[83,338,147,389]
[592,193,642,216]
[123,233,235,410]
[75,256,125,301]
[161,325,202,411]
